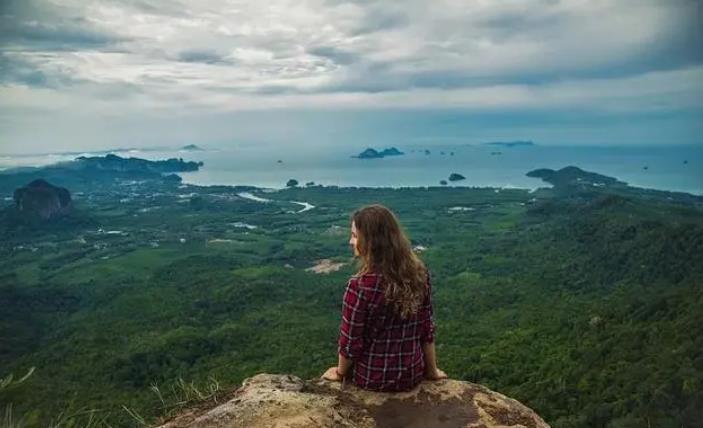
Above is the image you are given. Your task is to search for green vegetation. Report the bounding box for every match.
[0,161,701,427]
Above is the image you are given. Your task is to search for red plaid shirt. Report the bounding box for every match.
[337,270,435,392]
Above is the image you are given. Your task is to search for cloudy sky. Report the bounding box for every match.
[1,0,702,154]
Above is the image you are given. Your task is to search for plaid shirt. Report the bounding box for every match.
[337,270,435,392]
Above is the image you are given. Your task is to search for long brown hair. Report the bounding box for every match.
[351,204,428,319]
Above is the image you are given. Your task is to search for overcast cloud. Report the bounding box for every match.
[0,0,702,153]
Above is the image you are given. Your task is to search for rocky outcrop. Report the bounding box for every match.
[13,179,72,220]
[157,374,549,428]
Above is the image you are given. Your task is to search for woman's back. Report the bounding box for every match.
[338,270,435,392]
[322,204,445,389]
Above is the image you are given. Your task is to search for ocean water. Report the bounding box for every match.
[1,144,701,195]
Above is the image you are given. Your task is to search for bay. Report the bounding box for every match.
[1,143,701,195]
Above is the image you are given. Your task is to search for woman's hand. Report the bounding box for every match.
[425,367,448,381]
[321,366,344,382]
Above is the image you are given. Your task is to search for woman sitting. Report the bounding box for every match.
[322,204,447,391]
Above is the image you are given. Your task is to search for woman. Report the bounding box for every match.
[321,204,447,391]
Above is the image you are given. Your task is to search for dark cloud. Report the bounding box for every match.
[101,0,189,16]
[637,7,703,69]
[250,85,300,95]
[0,54,68,88]
[306,1,703,96]
[307,46,359,65]
[0,22,125,51]
[177,49,230,64]
[0,0,126,52]
[325,0,409,35]
[0,65,49,87]
[350,9,408,35]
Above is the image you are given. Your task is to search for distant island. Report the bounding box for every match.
[76,154,203,173]
[527,166,626,189]
[484,141,536,147]
[448,173,465,182]
[353,147,405,159]
[180,144,205,151]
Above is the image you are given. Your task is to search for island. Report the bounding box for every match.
[75,154,203,173]
[354,148,382,159]
[525,166,629,195]
[484,141,536,147]
[353,147,405,159]
[180,144,205,151]
[448,173,466,182]
[379,147,404,157]
[526,166,626,189]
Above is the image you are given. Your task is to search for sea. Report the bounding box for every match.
[1,143,701,195]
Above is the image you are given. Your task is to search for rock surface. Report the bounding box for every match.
[13,179,72,220]
[157,374,550,428]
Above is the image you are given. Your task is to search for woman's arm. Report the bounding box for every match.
[422,342,446,379]
[321,277,368,381]
[337,277,368,360]
[422,341,438,373]
[322,354,352,381]
[337,353,353,377]
[420,270,447,380]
